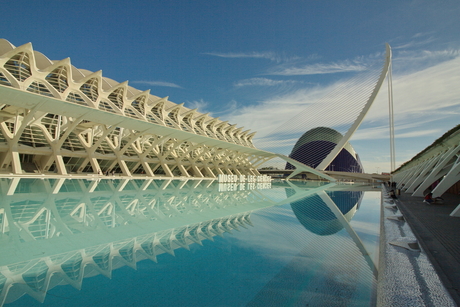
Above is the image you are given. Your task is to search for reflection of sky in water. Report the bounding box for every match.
[1,179,379,306]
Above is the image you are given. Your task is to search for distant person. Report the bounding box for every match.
[424,193,434,204]
[389,189,397,199]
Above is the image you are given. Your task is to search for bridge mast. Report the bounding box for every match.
[387,45,395,173]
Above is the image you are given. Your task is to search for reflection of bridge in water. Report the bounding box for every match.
[260,169,390,183]
[0,178,376,305]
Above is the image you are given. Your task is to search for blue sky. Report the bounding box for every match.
[2,0,459,172]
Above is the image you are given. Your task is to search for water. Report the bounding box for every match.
[0,178,381,306]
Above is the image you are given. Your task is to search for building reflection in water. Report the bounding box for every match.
[288,188,364,236]
[0,178,373,305]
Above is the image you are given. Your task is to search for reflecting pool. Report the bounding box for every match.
[0,178,381,306]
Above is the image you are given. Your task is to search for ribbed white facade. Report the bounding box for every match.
[0,39,273,178]
[392,125,460,198]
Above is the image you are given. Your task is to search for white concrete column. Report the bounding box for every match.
[177,164,190,177]
[432,157,460,198]
[190,165,204,178]
[89,157,101,174]
[54,154,68,175]
[405,155,441,193]
[412,145,460,197]
[402,163,428,191]
[141,160,155,177]
[117,159,132,177]
[10,150,22,174]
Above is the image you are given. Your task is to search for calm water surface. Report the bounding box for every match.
[0,178,380,306]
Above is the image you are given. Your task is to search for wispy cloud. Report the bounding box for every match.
[131,80,183,88]
[412,31,435,39]
[394,49,460,67]
[203,51,300,63]
[184,99,209,113]
[366,54,460,122]
[225,65,384,143]
[352,125,442,141]
[234,78,300,87]
[212,99,239,116]
[393,36,436,50]
[268,60,368,76]
[222,52,460,171]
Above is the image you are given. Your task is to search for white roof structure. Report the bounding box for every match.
[0,39,275,179]
[392,125,460,198]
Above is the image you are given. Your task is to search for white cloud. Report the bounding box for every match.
[269,60,368,75]
[223,51,460,171]
[352,125,442,141]
[131,80,182,88]
[204,51,281,62]
[366,54,460,123]
[234,78,299,87]
[392,48,460,74]
[412,31,435,39]
[184,99,210,113]
[393,36,436,50]
[226,66,383,143]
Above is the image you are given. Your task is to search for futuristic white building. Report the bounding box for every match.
[0,39,275,178]
[286,127,364,173]
[392,125,460,199]
[0,39,392,181]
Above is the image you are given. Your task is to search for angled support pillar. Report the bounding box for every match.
[202,166,216,178]
[214,166,224,175]
[117,159,132,177]
[412,144,460,197]
[141,160,155,177]
[160,161,174,177]
[232,168,242,176]
[399,166,422,192]
[190,165,204,178]
[392,170,410,187]
[89,156,102,175]
[177,164,191,177]
[10,149,22,174]
[405,156,441,193]
[54,154,68,175]
[250,168,260,176]
[402,163,427,191]
[432,156,460,198]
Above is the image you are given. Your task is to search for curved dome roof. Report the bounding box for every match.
[291,127,357,159]
[286,127,364,173]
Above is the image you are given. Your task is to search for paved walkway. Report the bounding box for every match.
[394,190,460,305]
